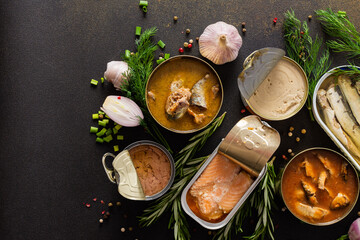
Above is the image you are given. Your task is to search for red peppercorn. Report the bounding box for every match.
[300,31,304,35]
[100,200,105,204]
[86,203,91,208]
[282,154,288,160]
[241,109,246,113]
[93,198,97,202]
[273,17,277,23]
[102,210,105,215]
[188,43,192,48]
[179,48,184,53]
[117,96,121,100]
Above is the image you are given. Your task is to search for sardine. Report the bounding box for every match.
[326,84,360,149]
[355,81,360,95]
[318,171,327,190]
[295,203,329,221]
[330,193,350,210]
[301,158,317,180]
[338,75,360,125]
[190,74,209,109]
[341,161,348,181]
[187,108,206,124]
[317,89,360,161]
[301,180,318,205]
[165,87,191,119]
[315,153,336,176]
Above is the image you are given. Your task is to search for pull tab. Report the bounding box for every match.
[102,152,117,184]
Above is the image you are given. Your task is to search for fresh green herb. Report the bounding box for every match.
[337,234,349,240]
[96,128,107,137]
[156,58,165,64]
[284,10,331,121]
[98,120,107,127]
[90,79,98,86]
[139,0,148,7]
[124,50,131,60]
[164,53,170,59]
[135,26,142,36]
[122,27,172,153]
[316,9,360,59]
[96,137,104,143]
[214,157,278,240]
[92,113,99,119]
[113,145,119,152]
[103,134,113,143]
[101,77,105,83]
[117,135,124,140]
[90,126,98,133]
[331,64,360,82]
[142,6,147,13]
[139,113,226,240]
[158,40,166,49]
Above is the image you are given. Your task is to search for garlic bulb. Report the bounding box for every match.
[199,21,242,65]
[104,61,129,90]
[101,96,144,127]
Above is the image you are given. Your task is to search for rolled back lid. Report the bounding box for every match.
[218,115,280,177]
[238,48,285,100]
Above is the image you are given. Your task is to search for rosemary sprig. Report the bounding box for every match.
[139,113,226,238]
[316,9,360,59]
[284,10,331,121]
[214,157,277,240]
[122,27,172,152]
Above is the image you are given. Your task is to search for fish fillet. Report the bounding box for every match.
[218,171,253,213]
[318,171,327,190]
[317,89,360,161]
[338,75,360,125]
[190,74,209,109]
[301,180,318,205]
[330,193,350,210]
[165,87,191,119]
[295,203,329,221]
[301,158,317,180]
[326,84,360,149]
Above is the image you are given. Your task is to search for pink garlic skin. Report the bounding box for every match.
[349,218,360,240]
[104,61,129,90]
[199,21,242,65]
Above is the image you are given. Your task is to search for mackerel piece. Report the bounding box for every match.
[190,74,209,109]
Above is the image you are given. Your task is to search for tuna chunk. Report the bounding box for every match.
[165,87,191,119]
[330,193,350,210]
[301,180,318,205]
[301,158,317,180]
[318,171,327,190]
[187,108,206,124]
[295,203,329,221]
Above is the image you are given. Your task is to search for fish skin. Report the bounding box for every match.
[338,75,360,125]
[317,89,360,161]
[190,74,210,109]
[326,84,360,149]
[295,203,329,221]
[330,193,350,210]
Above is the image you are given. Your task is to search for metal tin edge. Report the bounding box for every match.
[281,147,360,226]
[312,65,360,171]
[181,142,267,230]
[145,55,224,134]
[240,56,309,121]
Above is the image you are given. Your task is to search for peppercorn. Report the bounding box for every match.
[108,202,113,207]
[103,214,108,219]
[289,126,294,131]
[99,219,104,223]
[179,48,184,53]
[188,43,192,48]
[121,227,126,232]
[241,22,246,27]
[308,15,312,20]
[159,53,164,58]
[173,16,178,21]
[301,129,307,134]
[196,37,199,41]
[185,28,190,34]
[189,39,193,44]
[288,149,292,153]
[106,211,110,216]
[290,152,295,157]
[116,201,121,206]
[296,137,300,142]
[183,42,189,48]
[129,227,133,231]
[242,28,246,33]
[288,132,293,137]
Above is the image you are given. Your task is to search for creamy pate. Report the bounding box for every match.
[247,58,307,120]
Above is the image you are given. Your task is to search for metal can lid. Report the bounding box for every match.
[218,115,280,177]
[112,150,146,200]
[238,48,285,100]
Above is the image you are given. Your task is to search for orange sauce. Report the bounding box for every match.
[282,149,358,224]
[146,57,222,132]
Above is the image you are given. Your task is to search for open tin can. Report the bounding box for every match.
[181,115,280,229]
[312,65,360,171]
[102,140,175,201]
[238,48,308,121]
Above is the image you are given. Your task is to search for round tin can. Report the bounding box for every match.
[145,55,224,134]
[238,48,308,121]
[281,147,359,226]
[102,140,175,201]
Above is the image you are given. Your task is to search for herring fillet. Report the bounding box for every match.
[338,75,360,125]
[326,84,360,149]
[317,89,360,161]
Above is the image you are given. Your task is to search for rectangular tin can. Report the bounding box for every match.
[181,115,280,229]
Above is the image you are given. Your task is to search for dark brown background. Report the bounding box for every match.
[1,0,360,239]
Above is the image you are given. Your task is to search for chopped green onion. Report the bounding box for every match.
[103,135,113,143]
[96,128,107,137]
[90,79,98,86]
[135,26,142,36]
[98,110,105,115]
[96,137,104,143]
[337,10,347,17]
[117,135,124,140]
[157,58,165,64]
[105,128,112,136]
[102,119,109,124]
[90,126,98,133]
[114,124,122,130]
[164,53,170,59]
[101,77,105,83]
[142,6,147,12]
[92,113,99,119]
[139,0,148,7]
[105,114,110,119]
[157,40,165,49]
[114,145,119,152]
[124,50,130,60]
[98,120,107,127]
[113,127,119,135]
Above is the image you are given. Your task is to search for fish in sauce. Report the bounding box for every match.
[301,158,317,180]
[318,171,327,190]
[187,108,206,124]
[301,180,318,205]
[295,203,329,221]
[190,74,209,109]
[188,153,253,221]
[165,86,191,119]
[330,193,350,210]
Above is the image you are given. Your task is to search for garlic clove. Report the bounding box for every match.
[199,21,242,65]
[104,61,129,90]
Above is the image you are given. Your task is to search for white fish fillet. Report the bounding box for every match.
[317,89,360,161]
[338,75,360,125]
[326,84,360,149]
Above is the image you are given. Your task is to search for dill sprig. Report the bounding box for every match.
[316,9,360,59]
[284,10,331,121]
[139,112,226,240]
[213,157,277,240]
[331,64,360,82]
[122,27,172,152]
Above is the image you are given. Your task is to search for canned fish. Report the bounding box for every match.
[181,115,280,229]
